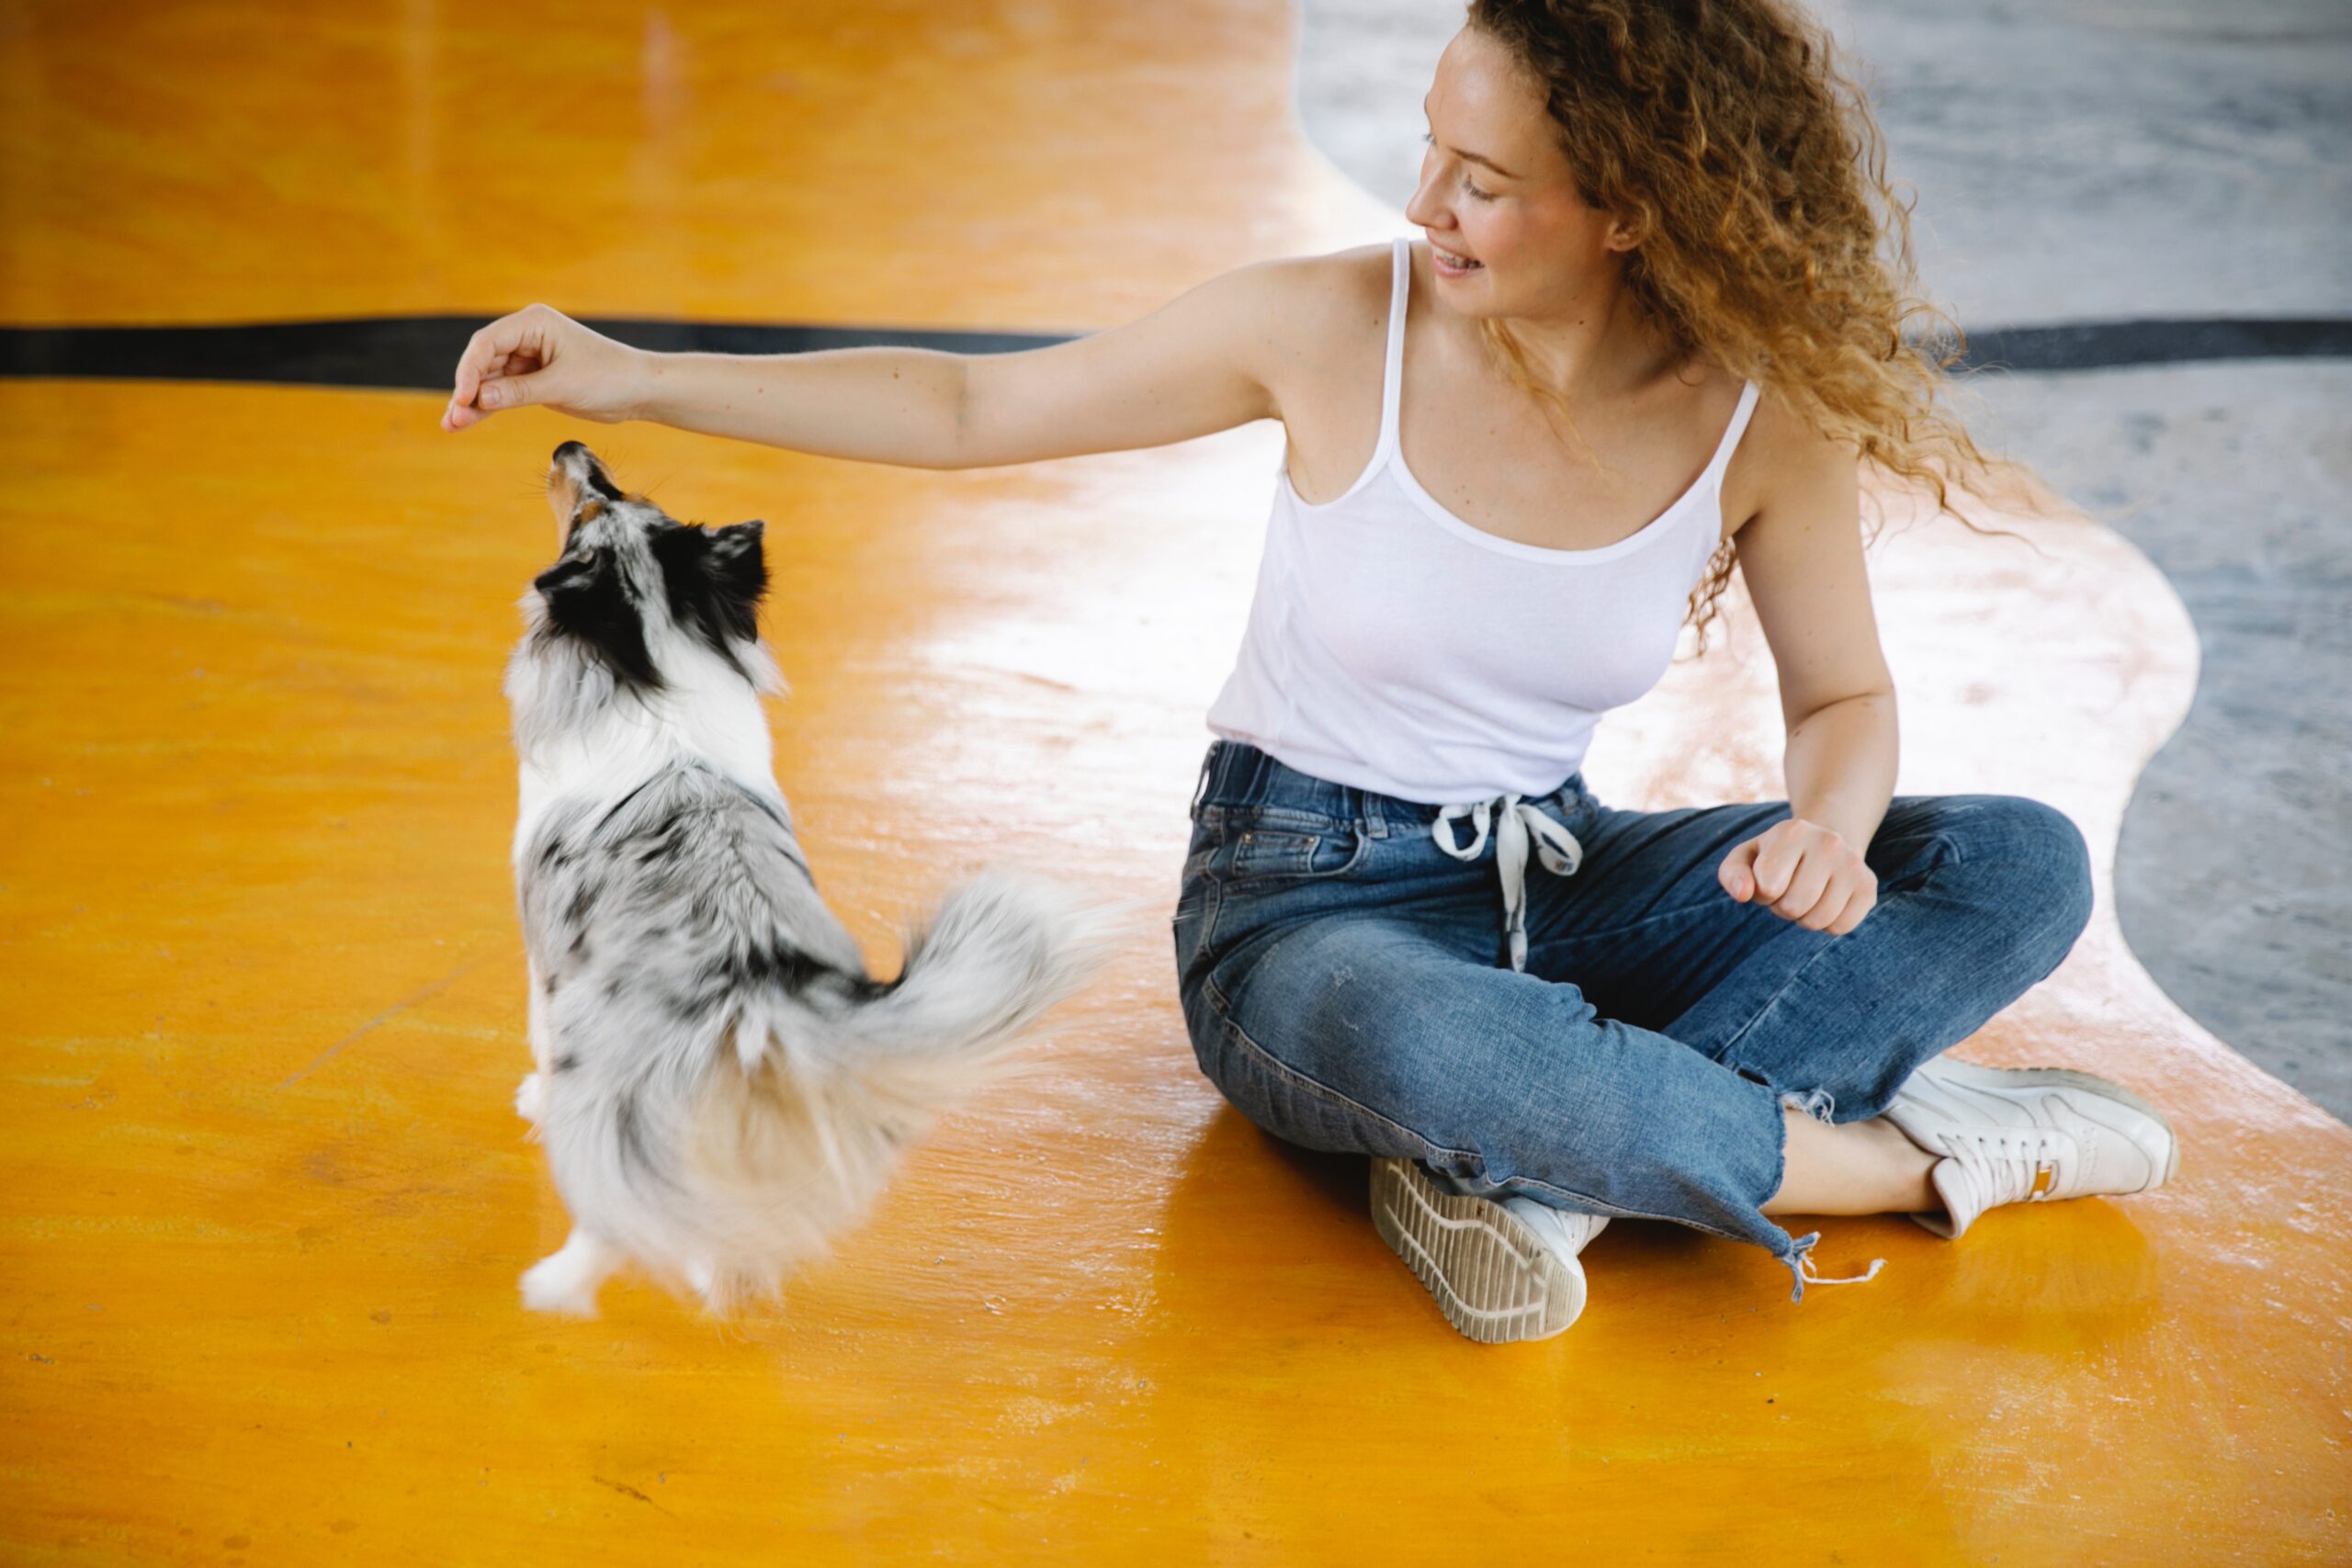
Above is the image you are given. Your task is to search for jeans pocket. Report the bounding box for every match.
[1196,814,1371,958]
[1203,807,1370,890]
[1228,824,1361,883]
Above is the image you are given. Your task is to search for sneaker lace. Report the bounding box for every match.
[1947,1125,2073,1207]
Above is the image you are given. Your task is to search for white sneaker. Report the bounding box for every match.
[1368,1157,1610,1343]
[1883,1056,2181,1240]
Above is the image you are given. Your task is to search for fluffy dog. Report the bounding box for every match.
[507,441,1130,1316]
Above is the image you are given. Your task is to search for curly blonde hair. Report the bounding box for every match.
[1463,0,2048,658]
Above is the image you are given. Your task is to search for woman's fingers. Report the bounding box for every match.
[441,303,639,431]
[1719,838,1759,900]
[1827,884,1876,935]
[1773,857,1835,922]
[450,306,554,415]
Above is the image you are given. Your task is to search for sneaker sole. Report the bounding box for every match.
[1367,1157,1589,1343]
[1926,1059,2180,1186]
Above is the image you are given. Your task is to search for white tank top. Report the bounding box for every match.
[1204,234,1761,807]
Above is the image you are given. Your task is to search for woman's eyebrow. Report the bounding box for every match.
[1421,95,1521,180]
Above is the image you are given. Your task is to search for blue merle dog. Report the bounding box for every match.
[508,442,1126,1317]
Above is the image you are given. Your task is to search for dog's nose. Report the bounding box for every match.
[550,442,621,502]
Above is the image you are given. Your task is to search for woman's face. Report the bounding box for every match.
[1404,27,1633,318]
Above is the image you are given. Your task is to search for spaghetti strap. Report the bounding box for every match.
[1375,236,1410,467]
[1703,379,1763,483]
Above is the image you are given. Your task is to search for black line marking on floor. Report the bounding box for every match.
[0,319,1065,391]
[2,315,2348,391]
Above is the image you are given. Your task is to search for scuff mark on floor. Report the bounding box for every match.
[278,956,483,1087]
[591,1475,673,1516]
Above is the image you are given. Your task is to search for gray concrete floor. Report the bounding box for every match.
[1295,0,2352,1122]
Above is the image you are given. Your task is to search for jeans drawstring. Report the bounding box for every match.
[1429,794,1586,973]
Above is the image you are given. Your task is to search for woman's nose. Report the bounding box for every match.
[1404,162,1450,228]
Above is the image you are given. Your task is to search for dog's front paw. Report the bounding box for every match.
[514,1072,548,1125]
[520,1227,622,1316]
[520,1252,602,1317]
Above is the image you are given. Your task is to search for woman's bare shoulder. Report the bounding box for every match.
[1723,379,1858,547]
[1243,242,1398,417]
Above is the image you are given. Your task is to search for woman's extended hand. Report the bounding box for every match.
[1719,818,1878,934]
[441,304,650,432]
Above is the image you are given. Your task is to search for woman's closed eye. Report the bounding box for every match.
[1420,132,1495,200]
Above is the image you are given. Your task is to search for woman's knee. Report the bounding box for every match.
[1188,919,1591,1156]
[1176,919,1446,1155]
[1944,795,2097,951]
[1189,982,1454,1161]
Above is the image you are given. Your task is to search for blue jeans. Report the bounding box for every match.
[1168,739,2098,1303]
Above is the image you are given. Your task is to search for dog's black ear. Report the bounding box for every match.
[649,519,765,656]
[532,547,661,689]
[703,521,767,641]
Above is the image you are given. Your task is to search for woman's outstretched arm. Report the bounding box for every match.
[441,254,1332,472]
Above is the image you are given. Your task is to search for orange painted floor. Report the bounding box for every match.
[2,4,2346,1562]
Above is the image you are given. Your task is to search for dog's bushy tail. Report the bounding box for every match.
[666,870,1148,1313]
[827,867,1137,1082]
